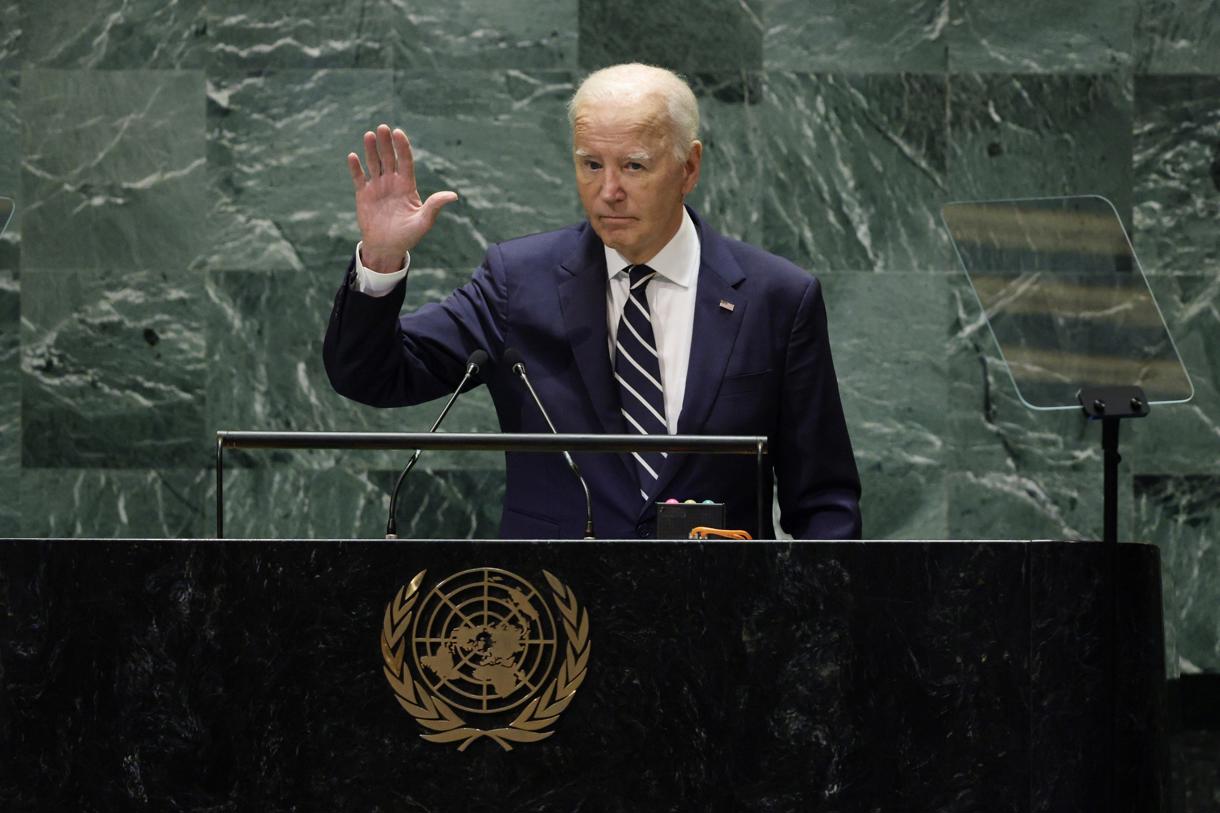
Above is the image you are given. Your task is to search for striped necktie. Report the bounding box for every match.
[614,264,668,501]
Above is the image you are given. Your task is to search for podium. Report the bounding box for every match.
[0,538,1166,811]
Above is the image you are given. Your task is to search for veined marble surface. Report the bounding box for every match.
[207,0,394,69]
[762,0,947,72]
[20,69,205,272]
[203,69,394,273]
[0,2,19,70]
[0,71,17,221]
[823,271,951,539]
[21,268,206,468]
[205,268,501,471]
[947,74,1134,226]
[0,0,1215,751]
[18,469,209,538]
[0,269,17,534]
[1136,475,1220,675]
[948,0,1133,72]
[1135,0,1220,73]
[19,0,207,69]
[757,73,953,273]
[395,0,578,69]
[1132,275,1220,471]
[1134,76,1220,275]
[387,70,580,268]
[212,466,503,539]
[0,69,15,534]
[578,0,763,71]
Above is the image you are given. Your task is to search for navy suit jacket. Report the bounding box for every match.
[323,208,861,540]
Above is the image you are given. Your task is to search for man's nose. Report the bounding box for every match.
[600,168,626,202]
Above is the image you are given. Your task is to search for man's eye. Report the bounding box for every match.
[584,160,602,171]
[626,162,645,171]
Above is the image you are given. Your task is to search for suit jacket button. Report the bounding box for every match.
[635,523,653,539]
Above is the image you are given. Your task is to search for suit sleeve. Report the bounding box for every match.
[773,277,863,539]
[322,246,508,408]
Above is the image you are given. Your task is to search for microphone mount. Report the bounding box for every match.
[504,349,596,540]
[385,349,488,539]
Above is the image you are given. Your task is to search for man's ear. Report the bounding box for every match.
[682,141,703,196]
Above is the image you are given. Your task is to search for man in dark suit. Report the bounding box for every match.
[324,64,861,540]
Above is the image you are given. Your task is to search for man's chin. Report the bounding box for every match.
[591,224,637,253]
[597,217,637,236]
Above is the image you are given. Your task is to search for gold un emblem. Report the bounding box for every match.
[380,568,591,751]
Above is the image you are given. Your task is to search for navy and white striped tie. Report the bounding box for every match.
[615,264,668,501]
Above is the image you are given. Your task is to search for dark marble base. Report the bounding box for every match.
[0,539,1167,812]
[1175,731,1220,813]
[1168,675,1220,813]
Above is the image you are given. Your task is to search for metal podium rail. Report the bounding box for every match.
[214,431,768,538]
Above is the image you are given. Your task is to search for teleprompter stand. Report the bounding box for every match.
[1078,385,1149,545]
[943,195,1194,544]
[943,196,1192,812]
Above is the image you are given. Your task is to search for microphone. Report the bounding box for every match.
[385,348,488,539]
[503,348,595,540]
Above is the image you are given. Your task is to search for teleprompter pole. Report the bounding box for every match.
[1078,384,1150,813]
[1102,417,1121,546]
[1078,385,1149,545]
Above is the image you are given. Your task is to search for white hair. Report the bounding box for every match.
[567,63,700,161]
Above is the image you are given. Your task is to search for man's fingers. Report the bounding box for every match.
[421,191,459,225]
[393,128,416,187]
[362,131,382,177]
[375,124,397,175]
[347,153,366,190]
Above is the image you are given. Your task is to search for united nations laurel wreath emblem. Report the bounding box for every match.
[380,568,591,751]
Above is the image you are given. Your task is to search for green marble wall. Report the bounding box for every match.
[0,0,1216,686]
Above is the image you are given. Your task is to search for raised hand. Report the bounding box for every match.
[347,124,458,274]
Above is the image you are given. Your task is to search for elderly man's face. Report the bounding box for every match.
[572,97,701,265]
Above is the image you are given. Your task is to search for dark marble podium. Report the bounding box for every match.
[0,539,1167,812]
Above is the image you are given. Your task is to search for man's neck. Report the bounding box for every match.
[607,206,688,268]
[604,207,698,287]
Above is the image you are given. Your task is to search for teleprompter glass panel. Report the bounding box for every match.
[942,196,1193,411]
[0,197,11,238]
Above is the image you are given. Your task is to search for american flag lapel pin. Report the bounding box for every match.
[719,299,735,312]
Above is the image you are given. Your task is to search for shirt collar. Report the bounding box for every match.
[603,207,698,288]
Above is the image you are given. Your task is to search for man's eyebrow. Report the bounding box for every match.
[573,148,653,162]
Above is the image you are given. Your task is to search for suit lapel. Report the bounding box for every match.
[644,215,748,508]
[557,225,629,437]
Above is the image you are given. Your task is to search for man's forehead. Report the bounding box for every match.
[573,95,668,133]
[573,111,669,154]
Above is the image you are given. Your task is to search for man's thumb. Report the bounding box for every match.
[422,191,459,225]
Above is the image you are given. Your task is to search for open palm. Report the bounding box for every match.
[347,124,458,273]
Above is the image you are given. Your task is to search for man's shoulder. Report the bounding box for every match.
[711,230,817,295]
[489,222,589,268]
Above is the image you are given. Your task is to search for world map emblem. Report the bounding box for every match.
[380,568,591,751]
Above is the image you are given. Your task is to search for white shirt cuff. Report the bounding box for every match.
[352,241,410,297]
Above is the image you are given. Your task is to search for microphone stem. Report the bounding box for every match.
[515,366,557,433]
[427,371,470,433]
[385,365,476,539]
[514,364,596,540]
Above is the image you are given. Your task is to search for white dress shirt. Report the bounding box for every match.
[603,208,699,434]
[352,207,701,433]
[352,242,410,296]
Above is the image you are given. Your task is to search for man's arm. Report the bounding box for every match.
[323,123,489,407]
[323,250,507,408]
[772,277,863,540]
